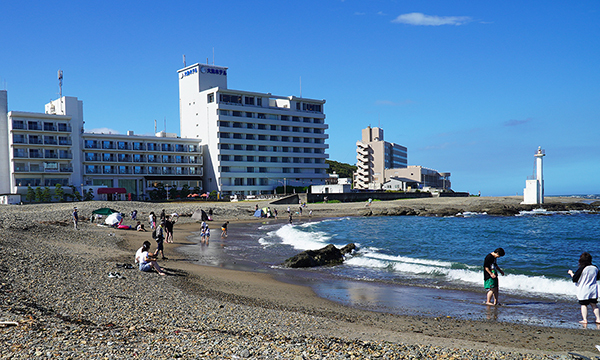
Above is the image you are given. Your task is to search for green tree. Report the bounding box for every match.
[180,184,190,198]
[84,189,94,201]
[34,187,43,202]
[54,184,65,202]
[26,186,35,202]
[42,187,52,202]
[326,160,357,179]
[68,185,82,201]
[209,190,218,200]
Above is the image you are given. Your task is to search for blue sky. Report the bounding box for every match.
[1,1,599,196]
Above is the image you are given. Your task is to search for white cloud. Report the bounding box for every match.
[87,127,120,134]
[392,12,472,26]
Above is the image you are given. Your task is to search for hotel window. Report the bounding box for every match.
[259,167,267,173]
[220,144,230,150]
[234,145,243,150]
[220,133,230,138]
[256,98,262,106]
[257,113,266,119]
[246,145,255,151]
[270,125,277,131]
[292,117,300,122]
[220,94,242,104]
[207,93,214,103]
[246,134,255,140]
[258,145,267,151]
[270,157,278,162]
[12,134,25,144]
[247,178,256,186]
[244,96,254,105]
[296,103,301,110]
[281,126,289,131]
[232,111,242,117]
[221,166,230,172]
[258,156,266,162]
[281,136,289,142]
[234,155,243,161]
[221,155,230,161]
[283,168,290,173]
[303,103,322,112]
[247,167,254,173]
[219,110,229,116]
[281,115,289,121]
[246,112,254,118]
[258,135,266,140]
[247,156,254,162]
[12,120,25,129]
[233,133,242,139]
[234,178,244,186]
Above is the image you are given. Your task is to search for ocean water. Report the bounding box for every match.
[186,205,600,327]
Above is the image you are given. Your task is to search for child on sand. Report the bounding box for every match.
[483,248,505,305]
[568,252,600,324]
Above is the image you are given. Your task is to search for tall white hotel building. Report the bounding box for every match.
[178,63,329,195]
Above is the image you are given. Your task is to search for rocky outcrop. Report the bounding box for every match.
[283,243,356,268]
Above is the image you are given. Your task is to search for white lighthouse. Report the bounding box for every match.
[522,146,545,205]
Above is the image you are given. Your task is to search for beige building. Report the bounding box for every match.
[354,126,451,191]
[354,126,407,189]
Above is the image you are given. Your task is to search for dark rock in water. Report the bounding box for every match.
[283,243,356,268]
[484,205,521,216]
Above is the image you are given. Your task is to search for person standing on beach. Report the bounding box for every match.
[568,252,600,324]
[483,248,505,305]
[72,207,79,229]
[131,209,137,221]
[221,221,229,238]
[154,220,167,260]
[135,241,166,275]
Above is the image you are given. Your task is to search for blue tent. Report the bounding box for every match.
[253,209,263,217]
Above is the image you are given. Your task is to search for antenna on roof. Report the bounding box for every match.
[154,119,157,134]
[58,70,64,113]
[212,47,215,65]
[206,57,209,64]
[58,70,63,98]
[183,54,186,67]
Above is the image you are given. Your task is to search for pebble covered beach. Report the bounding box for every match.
[1,198,598,359]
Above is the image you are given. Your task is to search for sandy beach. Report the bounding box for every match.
[1,196,599,358]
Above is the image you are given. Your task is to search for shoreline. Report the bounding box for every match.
[2,196,600,358]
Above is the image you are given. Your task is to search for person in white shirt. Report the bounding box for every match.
[568,252,600,324]
[135,241,165,276]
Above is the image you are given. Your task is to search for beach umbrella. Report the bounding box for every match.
[105,212,122,226]
[92,208,118,216]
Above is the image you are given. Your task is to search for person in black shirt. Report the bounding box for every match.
[483,248,505,306]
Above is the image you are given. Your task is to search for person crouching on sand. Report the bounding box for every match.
[483,248,505,306]
[135,241,165,276]
[568,252,600,324]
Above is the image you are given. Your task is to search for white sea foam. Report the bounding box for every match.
[347,250,576,297]
[274,224,331,250]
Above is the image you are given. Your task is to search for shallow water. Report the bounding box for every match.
[180,210,600,329]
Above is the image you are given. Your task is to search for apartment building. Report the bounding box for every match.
[354,126,408,189]
[0,90,202,199]
[178,63,329,196]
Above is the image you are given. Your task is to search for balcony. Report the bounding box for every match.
[44,139,58,145]
[86,168,102,174]
[29,139,43,145]
[59,167,73,173]
[45,153,58,159]
[28,123,41,131]
[59,140,72,146]
[12,122,25,130]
